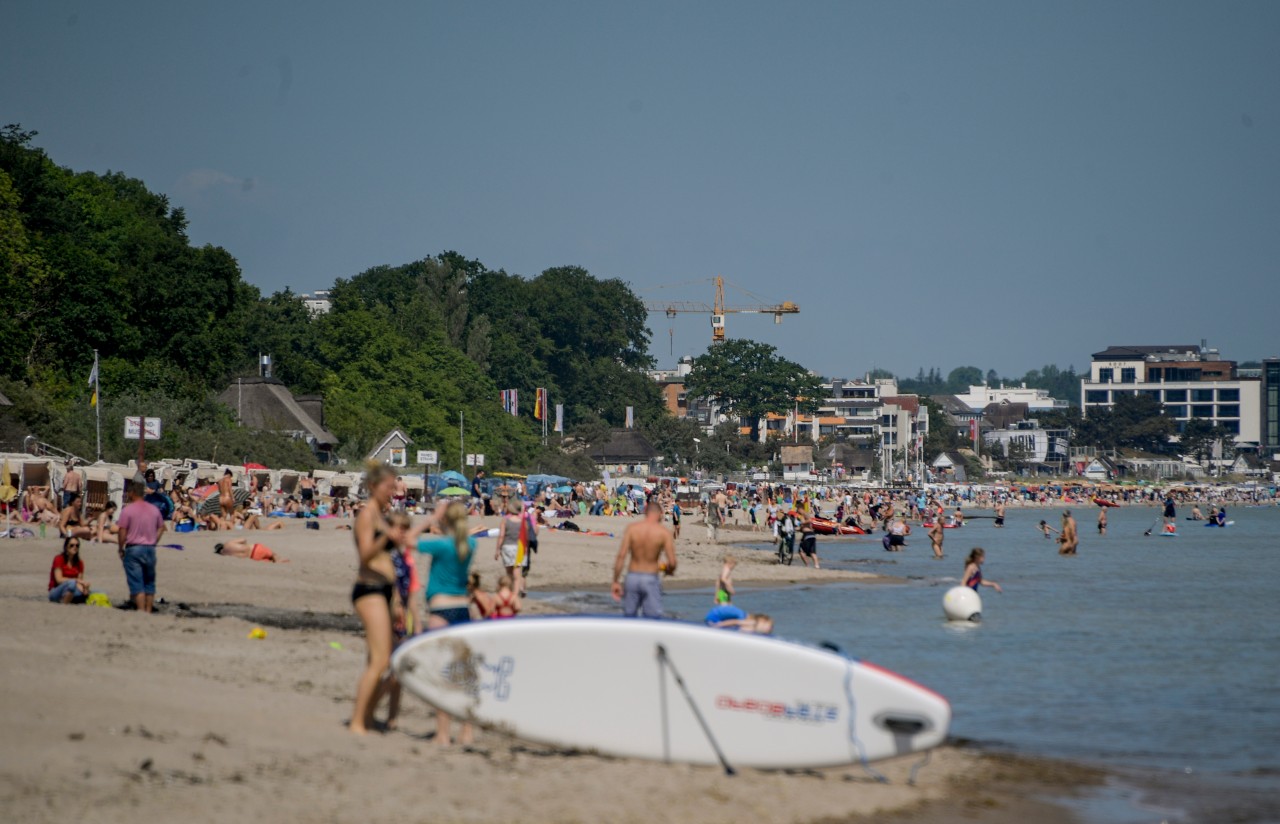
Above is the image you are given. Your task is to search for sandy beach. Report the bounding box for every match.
[0,515,1093,823]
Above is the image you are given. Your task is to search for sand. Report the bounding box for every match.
[0,514,1088,823]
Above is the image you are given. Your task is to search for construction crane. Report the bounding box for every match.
[644,276,800,345]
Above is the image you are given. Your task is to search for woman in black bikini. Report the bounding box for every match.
[349,461,399,735]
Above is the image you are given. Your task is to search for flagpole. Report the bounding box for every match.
[93,350,101,462]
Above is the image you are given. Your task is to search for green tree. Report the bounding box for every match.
[1110,393,1175,453]
[683,339,824,440]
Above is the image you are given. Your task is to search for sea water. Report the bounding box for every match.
[645,506,1280,821]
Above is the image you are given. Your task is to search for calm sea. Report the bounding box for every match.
[543,504,1280,822]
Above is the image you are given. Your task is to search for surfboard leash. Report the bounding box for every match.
[655,644,736,776]
[843,662,888,784]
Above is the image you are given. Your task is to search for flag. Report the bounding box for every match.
[534,388,545,421]
[515,516,528,568]
[88,355,99,407]
[625,406,634,429]
[969,418,978,444]
[554,404,564,433]
[510,389,518,417]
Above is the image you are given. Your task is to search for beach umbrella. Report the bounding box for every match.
[243,462,268,470]
[553,485,574,494]
[198,487,253,516]
[437,486,469,497]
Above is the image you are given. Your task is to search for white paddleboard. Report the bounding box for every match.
[392,617,950,769]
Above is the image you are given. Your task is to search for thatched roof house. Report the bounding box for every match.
[587,429,658,472]
[218,377,338,461]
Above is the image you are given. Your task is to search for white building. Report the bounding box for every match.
[952,383,1068,413]
[301,290,332,315]
[982,420,1069,465]
[1080,344,1261,445]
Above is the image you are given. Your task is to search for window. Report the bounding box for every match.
[1148,368,1163,382]
[1164,405,1187,418]
[1221,420,1240,434]
[1164,389,1187,403]
[1218,388,1239,402]
[1217,404,1239,418]
[1120,368,1136,383]
[1193,389,1214,403]
[1140,390,1161,401]
[1085,390,1109,404]
[1098,368,1114,383]
[1191,405,1214,418]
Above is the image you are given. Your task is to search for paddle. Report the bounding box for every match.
[1143,518,1160,537]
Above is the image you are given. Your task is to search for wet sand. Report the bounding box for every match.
[0,515,1090,823]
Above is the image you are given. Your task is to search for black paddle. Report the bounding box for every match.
[1143,517,1160,537]
[656,644,736,776]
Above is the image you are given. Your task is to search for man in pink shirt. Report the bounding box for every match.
[117,478,165,613]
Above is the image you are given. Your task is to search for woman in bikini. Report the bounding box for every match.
[412,500,478,746]
[491,575,521,618]
[58,492,94,541]
[349,461,399,735]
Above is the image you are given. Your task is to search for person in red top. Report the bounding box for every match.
[48,536,91,604]
[117,478,165,613]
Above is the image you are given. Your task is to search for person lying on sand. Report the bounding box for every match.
[712,613,774,635]
[214,539,285,562]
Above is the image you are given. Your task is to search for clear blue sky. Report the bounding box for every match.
[6,1,1278,378]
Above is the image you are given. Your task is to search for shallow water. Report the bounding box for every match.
[592,506,1280,818]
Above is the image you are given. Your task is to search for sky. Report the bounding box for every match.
[5,1,1279,379]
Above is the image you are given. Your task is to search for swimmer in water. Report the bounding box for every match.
[962,548,1002,594]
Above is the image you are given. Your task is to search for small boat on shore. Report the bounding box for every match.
[810,517,865,536]
[1093,497,1120,508]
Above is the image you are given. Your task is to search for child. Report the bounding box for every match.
[1038,520,1058,539]
[715,555,737,604]
[671,501,682,540]
[491,574,521,619]
[963,548,1003,594]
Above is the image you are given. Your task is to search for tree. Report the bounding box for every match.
[1110,393,1175,453]
[946,366,985,393]
[1178,418,1215,466]
[683,339,824,440]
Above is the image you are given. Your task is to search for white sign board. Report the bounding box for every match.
[417,450,438,466]
[124,417,162,441]
[465,454,476,467]
[475,454,485,467]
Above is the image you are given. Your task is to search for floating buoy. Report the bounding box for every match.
[943,586,982,622]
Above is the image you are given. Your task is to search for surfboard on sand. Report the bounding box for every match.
[392,617,950,770]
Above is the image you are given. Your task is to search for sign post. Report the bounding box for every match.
[124,417,162,471]
[417,450,438,502]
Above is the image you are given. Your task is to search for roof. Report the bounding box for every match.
[881,396,920,414]
[932,450,968,468]
[1092,345,1199,361]
[820,442,877,467]
[218,378,338,446]
[0,388,11,407]
[780,445,814,464]
[982,401,1030,429]
[930,395,976,415]
[587,430,659,463]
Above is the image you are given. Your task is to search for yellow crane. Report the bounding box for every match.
[644,276,800,345]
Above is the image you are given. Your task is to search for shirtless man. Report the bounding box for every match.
[610,502,677,619]
[61,460,83,509]
[928,519,945,559]
[994,501,1006,528]
[218,470,236,522]
[1058,510,1079,555]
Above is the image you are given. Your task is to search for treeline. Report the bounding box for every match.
[0,125,663,472]
[883,364,1082,405]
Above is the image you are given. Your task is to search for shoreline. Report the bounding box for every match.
[0,515,1226,823]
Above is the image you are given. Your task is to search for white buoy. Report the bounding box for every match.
[943,586,982,622]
